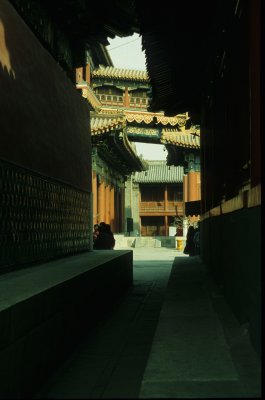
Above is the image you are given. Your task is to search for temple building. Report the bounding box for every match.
[162,127,201,218]
[77,63,149,231]
[125,161,184,236]
[92,66,150,110]
[78,63,201,233]
[90,116,147,232]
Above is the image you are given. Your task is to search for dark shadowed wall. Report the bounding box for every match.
[0,1,92,269]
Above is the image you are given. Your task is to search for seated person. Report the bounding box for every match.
[93,222,115,250]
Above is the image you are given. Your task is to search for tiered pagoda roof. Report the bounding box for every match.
[87,65,200,173]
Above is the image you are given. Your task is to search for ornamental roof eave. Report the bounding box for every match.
[98,107,190,128]
[76,82,102,110]
[90,115,147,173]
[92,65,150,82]
[90,111,200,149]
[161,128,200,148]
[126,113,187,127]
[90,114,126,135]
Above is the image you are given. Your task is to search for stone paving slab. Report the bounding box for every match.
[34,248,175,399]
[33,249,261,399]
[140,255,261,398]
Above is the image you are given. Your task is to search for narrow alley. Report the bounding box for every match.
[34,248,261,399]
[0,1,261,399]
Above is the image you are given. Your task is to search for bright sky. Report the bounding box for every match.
[107,34,146,70]
[106,34,167,161]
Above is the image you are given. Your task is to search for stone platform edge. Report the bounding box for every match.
[0,250,133,399]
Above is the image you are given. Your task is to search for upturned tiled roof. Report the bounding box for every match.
[90,115,125,135]
[90,115,200,150]
[161,129,200,148]
[92,65,149,82]
[90,114,147,172]
[76,82,102,110]
[134,161,184,183]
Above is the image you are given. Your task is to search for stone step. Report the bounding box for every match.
[114,236,178,249]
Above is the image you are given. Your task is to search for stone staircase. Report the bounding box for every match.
[114,235,177,249]
[134,237,161,248]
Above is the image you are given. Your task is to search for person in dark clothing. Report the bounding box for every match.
[93,222,115,250]
[105,224,115,249]
[193,222,200,255]
[93,224,99,244]
[183,225,195,256]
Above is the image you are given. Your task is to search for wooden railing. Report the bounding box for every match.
[139,201,183,213]
[140,201,164,211]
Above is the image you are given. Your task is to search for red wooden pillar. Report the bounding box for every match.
[85,63,90,84]
[187,171,201,202]
[115,188,120,233]
[97,176,105,223]
[110,185,115,232]
[187,172,197,201]
[196,172,201,200]
[92,171,98,225]
[183,174,188,216]
[105,183,110,224]
[75,67,83,83]
[120,187,125,232]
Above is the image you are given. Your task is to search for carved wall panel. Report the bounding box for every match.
[0,160,91,271]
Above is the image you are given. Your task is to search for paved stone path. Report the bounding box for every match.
[34,248,261,399]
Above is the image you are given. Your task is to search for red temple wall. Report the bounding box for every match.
[0,0,91,191]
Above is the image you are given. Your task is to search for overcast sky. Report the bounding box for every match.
[106,34,167,161]
[107,34,146,70]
